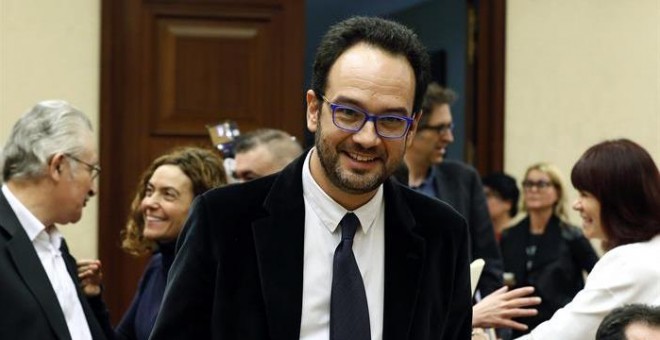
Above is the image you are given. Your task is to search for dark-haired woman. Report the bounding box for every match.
[518,139,660,340]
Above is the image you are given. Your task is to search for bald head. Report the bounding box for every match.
[233,129,303,182]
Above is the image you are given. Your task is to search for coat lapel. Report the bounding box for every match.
[382,181,426,340]
[251,156,306,340]
[433,164,451,202]
[60,239,104,339]
[0,193,71,340]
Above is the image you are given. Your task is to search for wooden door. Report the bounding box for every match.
[99,0,304,322]
[465,0,506,174]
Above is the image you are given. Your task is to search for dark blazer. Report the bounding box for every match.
[500,215,599,337]
[0,191,111,340]
[432,161,504,296]
[150,154,472,340]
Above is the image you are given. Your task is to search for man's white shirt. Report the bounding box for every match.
[299,149,385,340]
[2,185,92,340]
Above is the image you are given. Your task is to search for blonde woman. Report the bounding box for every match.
[500,163,598,337]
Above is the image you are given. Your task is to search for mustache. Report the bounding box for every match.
[344,143,382,157]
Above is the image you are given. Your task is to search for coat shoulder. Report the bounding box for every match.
[201,175,276,212]
[397,183,468,235]
[559,222,586,240]
[437,160,480,178]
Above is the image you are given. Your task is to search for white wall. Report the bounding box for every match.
[506,0,660,225]
[0,0,100,258]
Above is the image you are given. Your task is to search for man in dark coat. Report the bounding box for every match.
[0,100,111,340]
[404,83,504,297]
[150,16,472,340]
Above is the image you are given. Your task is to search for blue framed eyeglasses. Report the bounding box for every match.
[321,95,414,139]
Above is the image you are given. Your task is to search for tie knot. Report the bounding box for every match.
[340,213,360,241]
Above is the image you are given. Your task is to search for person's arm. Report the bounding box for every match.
[86,294,116,340]
[149,197,216,339]
[78,259,103,297]
[472,286,540,330]
[516,248,653,340]
[76,259,115,340]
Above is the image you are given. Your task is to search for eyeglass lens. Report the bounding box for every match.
[421,123,453,134]
[522,180,552,189]
[66,154,101,179]
[330,105,410,138]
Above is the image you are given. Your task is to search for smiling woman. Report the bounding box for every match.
[114,147,226,340]
[78,147,227,340]
[517,139,660,340]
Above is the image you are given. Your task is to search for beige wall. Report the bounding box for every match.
[0,0,100,258]
[2,1,659,257]
[506,0,660,225]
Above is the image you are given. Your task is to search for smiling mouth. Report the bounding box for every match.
[145,216,166,223]
[347,151,377,162]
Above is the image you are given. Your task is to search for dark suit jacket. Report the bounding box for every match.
[500,215,599,337]
[150,154,472,340]
[0,191,111,340]
[432,161,504,296]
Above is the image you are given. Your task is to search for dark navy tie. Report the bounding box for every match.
[330,213,371,340]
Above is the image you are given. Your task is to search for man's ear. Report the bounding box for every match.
[48,153,65,180]
[405,110,423,147]
[306,89,320,133]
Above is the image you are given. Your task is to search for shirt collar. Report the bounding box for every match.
[302,148,384,235]
[2,184,62,248]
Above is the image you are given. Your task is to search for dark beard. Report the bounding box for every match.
[314,124,387,195]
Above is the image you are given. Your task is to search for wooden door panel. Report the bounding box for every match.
[152,15,282,135]
[100,0,303,323]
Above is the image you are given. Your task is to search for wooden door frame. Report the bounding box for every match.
[466,0,506,175]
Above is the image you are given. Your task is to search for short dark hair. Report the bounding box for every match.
[311,16,431,115]
[571,139,660,251]
[482,172,520,217]
[596,304,660,340]
[419,83,457,126]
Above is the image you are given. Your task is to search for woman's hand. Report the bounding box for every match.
[472,286,541,330]
[77,259,103,297]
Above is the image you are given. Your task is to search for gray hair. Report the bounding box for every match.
[1,100,94,182]
[234,128,303,167]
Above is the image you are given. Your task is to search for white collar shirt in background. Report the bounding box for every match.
[299,148,385,340]
[2,185,92,340]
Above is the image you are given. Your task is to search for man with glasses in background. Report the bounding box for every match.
[0,100,111,339]
[404,83,504,298]
[151,16,472,340]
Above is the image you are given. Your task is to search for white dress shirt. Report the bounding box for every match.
[299,149,385,340]
[2,185,93,340]
[518,234,660,340]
